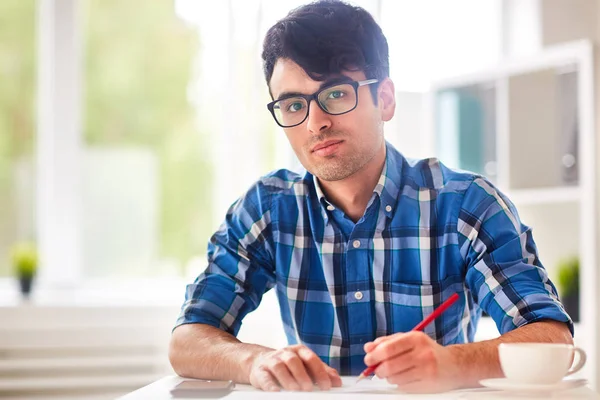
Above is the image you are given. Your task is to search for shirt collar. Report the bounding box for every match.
[312,174,332,223]
[311,141,404,221]
[378,141,403,218]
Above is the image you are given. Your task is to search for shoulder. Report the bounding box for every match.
[234,167,311,211]
[398,156,515,219]
[400,156,477,196]
[258,168,310,195]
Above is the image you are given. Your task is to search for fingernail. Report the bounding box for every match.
[268,386,280,392]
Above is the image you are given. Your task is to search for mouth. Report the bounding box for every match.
[311,140,344,155]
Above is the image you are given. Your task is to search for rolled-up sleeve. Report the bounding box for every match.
[174,182,276,336]
[458,177,574,336]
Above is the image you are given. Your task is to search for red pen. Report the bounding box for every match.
[356,292,460,382]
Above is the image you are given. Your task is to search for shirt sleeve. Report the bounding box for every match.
[458,177,574,336]
[174,182,276,336]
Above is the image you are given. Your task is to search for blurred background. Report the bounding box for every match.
[0,0,598,398]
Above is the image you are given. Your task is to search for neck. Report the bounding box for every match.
[318,143,386,223]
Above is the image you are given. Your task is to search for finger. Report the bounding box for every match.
[375,333,403,344]
[326,366,343,387]
[364,341,377,352]
[280,350,313,391]
[374,335,393,344]
[365,334,403,354]
[365,332,420,366]
[268,357,301,391]
[254,367,281,392]
[297,347,332,390]
[374,349,418,378]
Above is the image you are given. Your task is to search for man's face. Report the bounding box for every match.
[269,59,393,182]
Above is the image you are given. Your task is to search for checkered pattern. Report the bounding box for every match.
[175,142,573,375]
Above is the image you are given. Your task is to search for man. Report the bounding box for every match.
[169,0,573,393]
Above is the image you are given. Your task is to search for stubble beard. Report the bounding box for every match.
[307,135,380,182]
[311,152,365,181]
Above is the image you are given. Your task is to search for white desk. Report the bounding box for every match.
[118,376,599,400]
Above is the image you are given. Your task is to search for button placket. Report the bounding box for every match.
[345,217,373,354]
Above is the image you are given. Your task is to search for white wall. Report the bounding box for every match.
[385,91,432,159]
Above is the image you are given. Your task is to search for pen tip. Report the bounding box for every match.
[355,373,365,383]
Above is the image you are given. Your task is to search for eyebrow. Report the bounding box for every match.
[275,76,354,101]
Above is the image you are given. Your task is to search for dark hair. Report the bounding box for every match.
[262,0,389,100]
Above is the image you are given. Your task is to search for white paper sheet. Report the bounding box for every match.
[314,376,399,394]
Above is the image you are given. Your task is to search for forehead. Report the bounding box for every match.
[269,58,366,99]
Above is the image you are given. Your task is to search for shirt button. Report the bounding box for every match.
[352,240,361,248]
[385,205,392,212]
[327,205,335,211]
[354,291,363,300]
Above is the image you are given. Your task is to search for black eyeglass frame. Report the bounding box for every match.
[266,78,379,128]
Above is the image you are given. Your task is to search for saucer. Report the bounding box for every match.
[479,378,587,393]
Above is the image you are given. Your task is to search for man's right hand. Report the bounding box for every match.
[248,344,343,391]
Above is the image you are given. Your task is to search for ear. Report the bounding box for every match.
[378,78,396,122]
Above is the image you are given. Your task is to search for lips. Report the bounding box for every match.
[311,140,343,153]
[311,140,344,157]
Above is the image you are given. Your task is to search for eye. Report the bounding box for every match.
[327,90,345,99]
[285,101,305,113]
[282,100,304,114]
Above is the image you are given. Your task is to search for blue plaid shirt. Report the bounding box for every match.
[176,142,573,375]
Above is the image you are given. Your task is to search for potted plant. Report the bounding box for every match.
[556,255,579,322]
[10,242,38,298]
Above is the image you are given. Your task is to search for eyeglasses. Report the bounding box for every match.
[267,79,379,128]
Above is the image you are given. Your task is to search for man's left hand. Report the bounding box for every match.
[363,331,460,393]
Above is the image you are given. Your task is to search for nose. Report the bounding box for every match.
[306,100,332,135]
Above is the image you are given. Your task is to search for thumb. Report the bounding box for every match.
[326,367,342,387]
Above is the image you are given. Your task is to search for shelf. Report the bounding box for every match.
[429,40,592,92]
[0,356,165,373]
[507,186,580,206]
[0,374,160,392]
[428,38,596,390]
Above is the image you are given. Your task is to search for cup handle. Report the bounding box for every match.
[566,347,587,376]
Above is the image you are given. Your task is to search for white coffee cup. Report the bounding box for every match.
[498,343,586,385]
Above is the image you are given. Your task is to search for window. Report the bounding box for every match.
[81,0,210,277]
[0,0,36,277]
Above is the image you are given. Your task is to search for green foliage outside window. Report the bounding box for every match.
[0,0,36,277]
[83,0,213,270]
[0,0,213,276]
